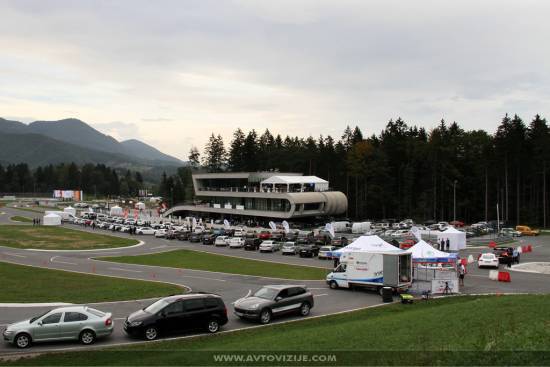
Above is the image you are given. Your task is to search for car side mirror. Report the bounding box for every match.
[37,321,43,326]
[275,296,282,302]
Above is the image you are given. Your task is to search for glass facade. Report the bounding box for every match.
[198,196,291,212]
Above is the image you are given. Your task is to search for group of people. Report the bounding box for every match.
[439,238,451,251]
[31,218,41,226]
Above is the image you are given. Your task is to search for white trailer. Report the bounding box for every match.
[331,221,351,233]
[351,222,371,234]
[45,210,75,222]
[326,250,412,293]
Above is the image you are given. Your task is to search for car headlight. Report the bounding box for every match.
[3,330,14,335]
[130,321,143,327]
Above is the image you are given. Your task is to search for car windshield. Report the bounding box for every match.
[253,287,278,300]
[144,299,170,314]
[30,310,51,323]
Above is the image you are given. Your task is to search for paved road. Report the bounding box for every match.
[0,206,549,355]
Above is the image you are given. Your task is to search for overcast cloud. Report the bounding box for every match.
[1,0,549,159]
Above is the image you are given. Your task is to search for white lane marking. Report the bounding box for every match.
[314,293,328,297]
[50,256,78,266]
[180,274,226,282]
[25,240,145,252]
[150,245,167,250]
[108,267,143,273]
[3,253,26,258]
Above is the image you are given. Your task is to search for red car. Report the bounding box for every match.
[258,230,271,240]
[399,239,415,249]
[449,220,465,228]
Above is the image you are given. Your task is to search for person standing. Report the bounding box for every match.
[440,238,445,251]
[458,263,466,286]
[446,238,450,252]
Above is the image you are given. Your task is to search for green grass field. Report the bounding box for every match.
[11,206,54,214]
[0,225,138,250]
[9,215,33,223]
[0,262,184,303]
[8,295,550,366]
[101,249,329,280]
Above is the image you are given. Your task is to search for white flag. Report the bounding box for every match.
[192,217,197,228]
[223,219,230,229]
[282,221,290,234]
[410,226,422,242]
[325,223,335,238]
[268,221,277,231]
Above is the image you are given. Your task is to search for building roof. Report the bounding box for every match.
[260,175,328,185]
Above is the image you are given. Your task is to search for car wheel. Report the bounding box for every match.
[299,302,311,316]
[329,280,339,290]
[144,326,159,341]
[207,319,220,333]
[79,329,96,345]
[14,333,31,349]
[259,309,272,324]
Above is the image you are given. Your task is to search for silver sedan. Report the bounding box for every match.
[3,306,113,348]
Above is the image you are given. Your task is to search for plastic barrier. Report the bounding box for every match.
[517,246,523,254]
[498,272,511,282]
[521,245,528,253]
[467,254,474,264]
[460,258,468,267]
[527,245,533,252]
[488,241,497,248]
[489,270,499,281]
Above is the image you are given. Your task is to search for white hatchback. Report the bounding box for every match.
[228,237,245,248]
[478,253,499,268]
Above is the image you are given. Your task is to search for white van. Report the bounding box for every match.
[352,222,371,234]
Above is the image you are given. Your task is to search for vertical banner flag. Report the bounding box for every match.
[325,223,335,238]
[282,221,290,234]
[223,219,230,229]
[268,221,277,231]
[410,226,422,241]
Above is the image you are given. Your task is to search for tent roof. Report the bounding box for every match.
[64,206,74,209]
[44,213,61,218]
[260,175,328,185]
[333,235,408,255]
[442,226,463,234]
[410,240,457,260]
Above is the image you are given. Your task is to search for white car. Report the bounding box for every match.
[228,237,245,248]
[194,225,205,234]
[281,242,298,255]
[154,229,167,238]
[233,227,246,237]
[478,253,499,268]
[259,240,281,252]
[215,236,229,246]
[391,229,411,238]
[136,227,156,235]
[318,246,335,259]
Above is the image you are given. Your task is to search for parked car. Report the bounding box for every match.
[493,246,519,264]
[202,234,217,245]
[318,246,335,259]
[515,225,540,236]
[258,231,272,240]
[281,242,298,255]
[233,227,246,237]
[391,229,411,238]
[154,229,167,238]
[188,232,202,243]
[3,306,113,348]
[228,237,245,249]
[136,227,155,235]
[176,231,190,241]
[215,236,229,246]
[233,285,314,324]
[499,227,522,237]
[259,240,282,252]
[299,244,319,258]
[478,253,499,268]
[123,293,228,340]
[165,230,177,240]
[244,237,261,251]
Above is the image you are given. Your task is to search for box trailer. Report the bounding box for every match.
[326,251,412,293]
[351,222,371,234]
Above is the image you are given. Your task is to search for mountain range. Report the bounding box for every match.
[0,118,184,171]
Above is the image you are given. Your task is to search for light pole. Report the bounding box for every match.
[453,180,457,223]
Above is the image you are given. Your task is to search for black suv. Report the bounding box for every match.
[124,294,228,340]
[244,237,261,251]
[299,244,319,258]
[189,232,202,243]
[202,234,217,245]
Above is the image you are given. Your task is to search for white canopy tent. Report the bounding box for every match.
[260,175,329,192]
[43,213,61,226]
[63,206,76,216]
[437,227,466,251]
[332,235,407,257]
[410,240,458,262]
[110,205,123,216]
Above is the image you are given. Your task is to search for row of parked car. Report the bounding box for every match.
[3,285,314,349]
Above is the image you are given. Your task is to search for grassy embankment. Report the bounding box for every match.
[9,216,33,223]
[102,249,329,280]
[0,262,183,303]
[0,225,138,250]
[8,295,550,366]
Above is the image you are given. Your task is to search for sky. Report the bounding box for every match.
[1,0,549,160]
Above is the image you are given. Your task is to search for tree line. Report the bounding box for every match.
[0,163,145,198]
[170,114,549,226]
